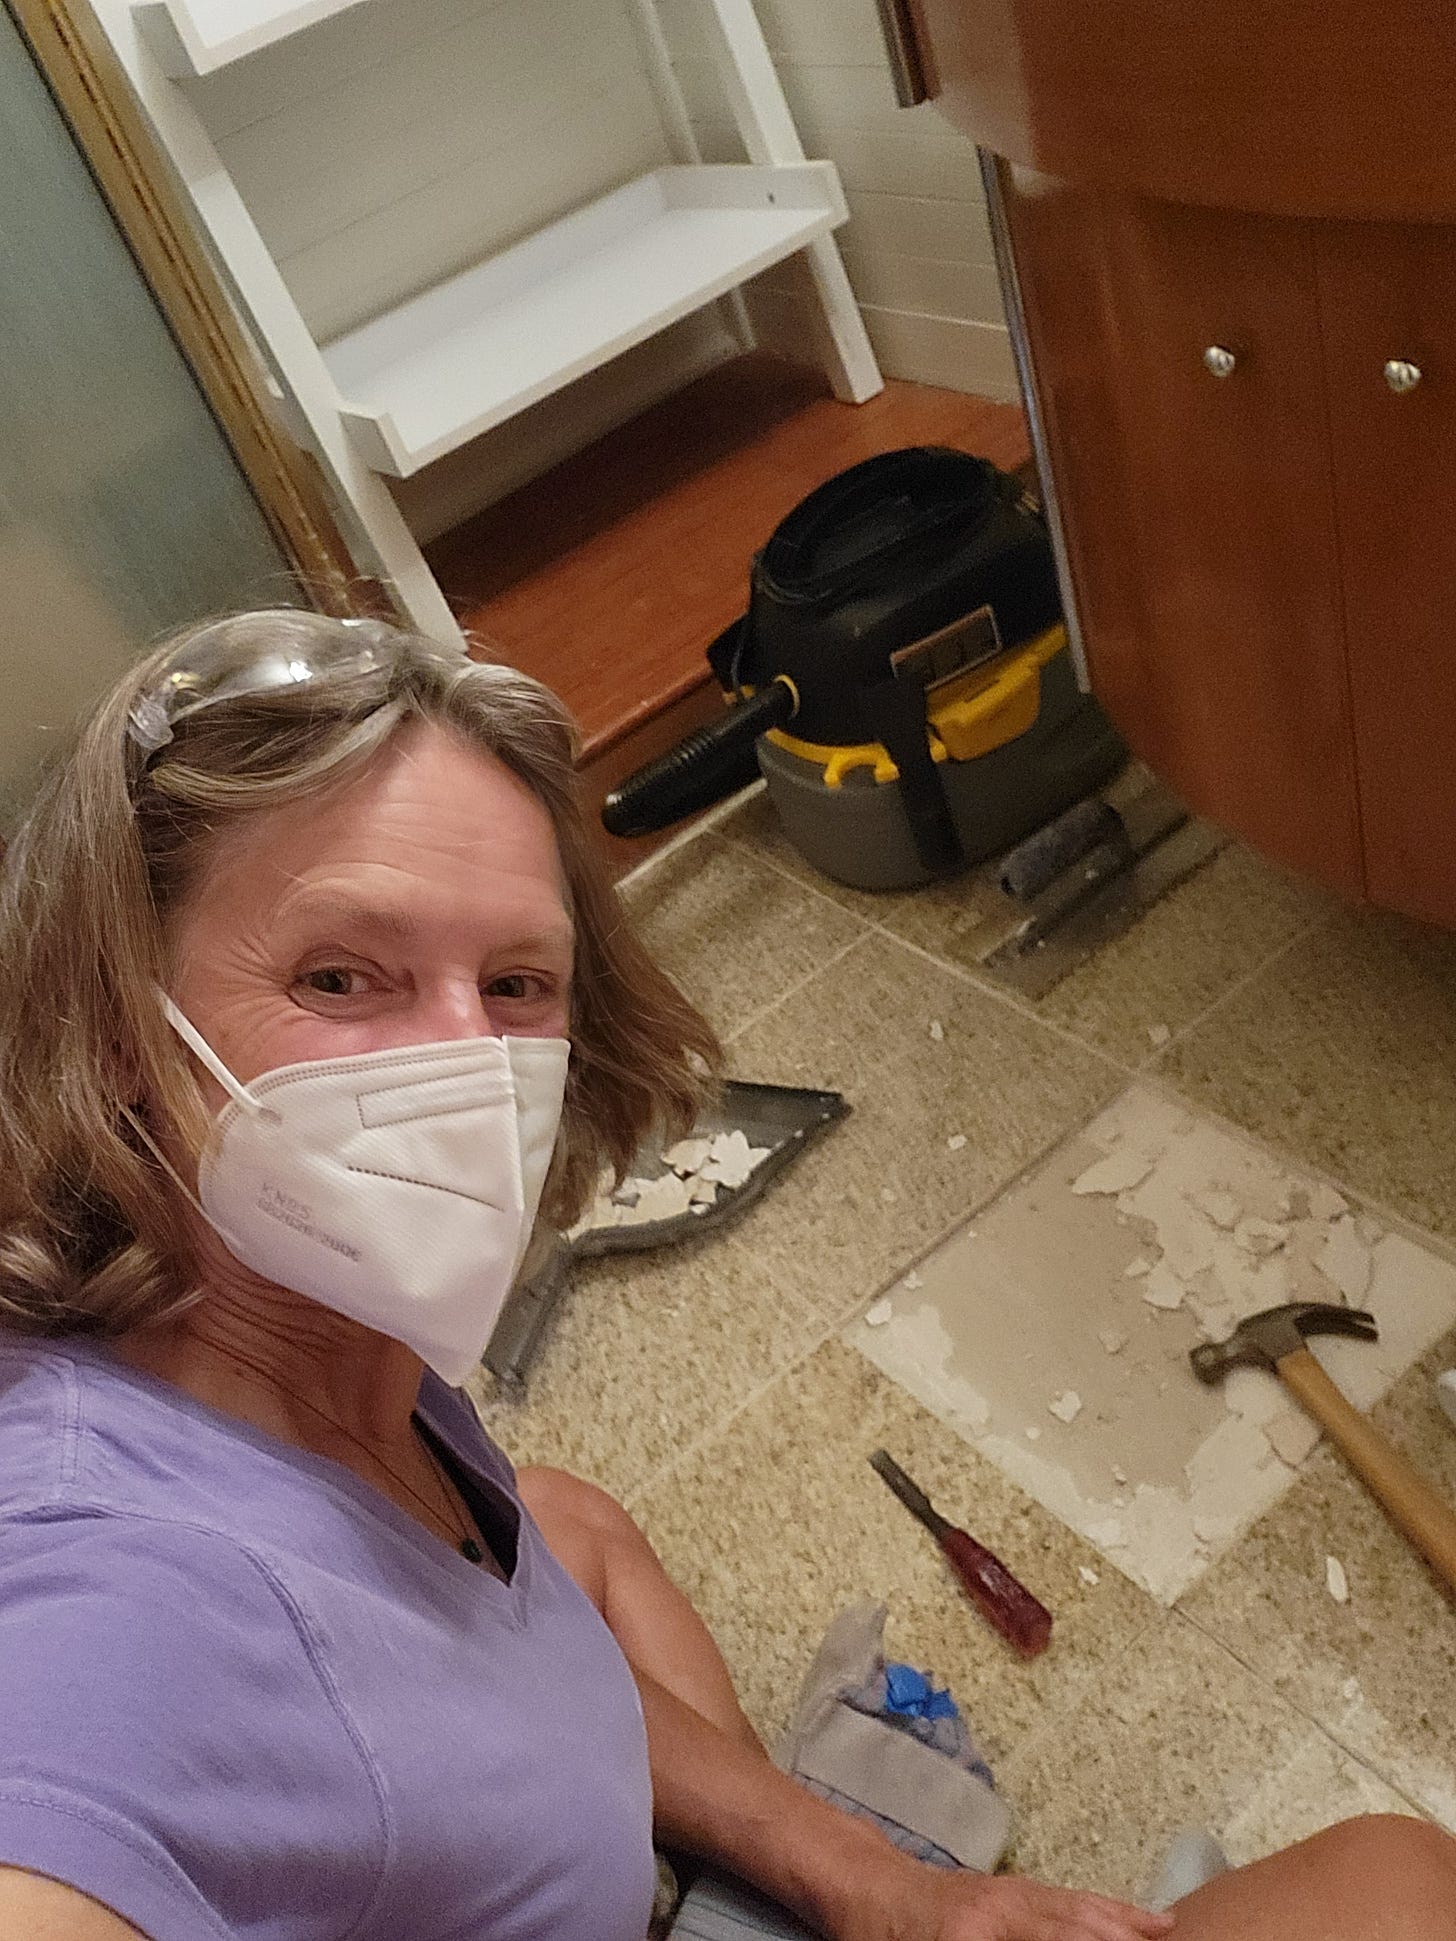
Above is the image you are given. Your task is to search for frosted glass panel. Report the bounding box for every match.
[0,7,289,821]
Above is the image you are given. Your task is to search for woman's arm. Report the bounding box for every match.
[0,1869,145,1939]
[635,1669,1172,1941]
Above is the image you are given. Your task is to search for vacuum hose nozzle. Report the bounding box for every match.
[602,678,798,838]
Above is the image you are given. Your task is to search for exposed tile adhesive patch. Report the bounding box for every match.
[850,1086,1456,1601]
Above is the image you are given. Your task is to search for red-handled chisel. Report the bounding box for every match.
[869,1448,1053,1658]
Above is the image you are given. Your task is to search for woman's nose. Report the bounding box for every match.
[413,983,499,1044]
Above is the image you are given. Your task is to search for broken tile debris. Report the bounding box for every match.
[573,1129,772,1232]
[1325,1555,1351,1604]
[864,1298,894,1328]
[851,1083,1456,1607]
[1262,1407,1321,1469]
[1071,1149,1156,1198]
[1320,1216,1373,1303]
[946,1133,968,1152]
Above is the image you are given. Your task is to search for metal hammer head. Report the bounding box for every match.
[1191,1301,1379,1384]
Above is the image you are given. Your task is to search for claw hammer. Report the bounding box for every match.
[1191,1300,1456,1593]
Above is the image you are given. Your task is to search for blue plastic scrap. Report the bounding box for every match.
[882,1662,959,1723]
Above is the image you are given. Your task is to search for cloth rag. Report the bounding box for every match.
[666,1601,1011,1937]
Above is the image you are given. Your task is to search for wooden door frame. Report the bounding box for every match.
[4,0,394,618]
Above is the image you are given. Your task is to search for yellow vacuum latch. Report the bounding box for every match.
[766,625,1068,788]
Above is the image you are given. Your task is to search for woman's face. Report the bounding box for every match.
[167,720,574,1095]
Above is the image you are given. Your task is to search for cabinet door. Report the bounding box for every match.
[1316,225,1456,924]
[998,171,1365,894]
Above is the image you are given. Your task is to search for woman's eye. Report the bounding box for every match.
[485,973,545,1003]
[300,966,367,998]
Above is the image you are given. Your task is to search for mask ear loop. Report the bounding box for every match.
[159,994,269,1117]
[120,1102,213,1228]
[122,993,269,1233]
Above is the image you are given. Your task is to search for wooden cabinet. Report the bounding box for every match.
[1315,226,1456,925]
[899,0,1456,923]
[996,178,1365,894]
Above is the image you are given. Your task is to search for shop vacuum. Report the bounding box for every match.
[602,447,1127,892]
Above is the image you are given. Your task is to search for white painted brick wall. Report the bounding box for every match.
[659,0,1016,398]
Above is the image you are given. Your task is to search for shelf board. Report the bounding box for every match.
[319,164,847,480]
[134,0,369,76]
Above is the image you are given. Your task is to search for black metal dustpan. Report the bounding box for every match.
[484,1079,847,1388]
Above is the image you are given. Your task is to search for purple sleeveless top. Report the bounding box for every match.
[0,1335,655,1940]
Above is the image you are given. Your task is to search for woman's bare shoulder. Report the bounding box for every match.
[0,1868,146,1938]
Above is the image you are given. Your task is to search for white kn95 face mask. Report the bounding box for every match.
[162,996,570,1385]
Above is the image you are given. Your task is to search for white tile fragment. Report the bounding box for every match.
[1236,1217,1289,1258]
[1325,1555,1350,1604]
[1071,1148,1156,1197]
[901,1271,924,1292]
[864,1298,894,1328]
[1124,1256,1154,1279]
[630,1172,697,1221]
[946,1133,968,1152]
[928,1020,945,1043]
[1308,1182,1350,1222]
[689,1177,719,1206]
[663,1136,713,1176]
[1098,1327,1128,1355]
[700,1130,771,1189]
[1142,1262,1187,1310]
[1078,1564,1101,1586]
[1319,1216,1373,1303]
[1049,1389,1084,1423]
[1111,1464,1129,1486]
[1147,1023,1173,1048]
[1263,1408,1321,1468]
[1191,1188,1242,1231]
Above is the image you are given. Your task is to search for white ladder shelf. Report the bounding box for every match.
[107,0,883,638]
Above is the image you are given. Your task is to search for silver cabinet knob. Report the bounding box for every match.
[1203,345,1237,377]
[1384,359,1422,393]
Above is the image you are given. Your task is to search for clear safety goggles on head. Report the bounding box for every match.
[125,614,417,757]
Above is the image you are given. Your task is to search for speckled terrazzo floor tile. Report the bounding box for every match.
[1000,1614,1420,1898]
[471,1233,824,1501]
[1179,1326,1456,1828]
[716,932,1120,1320]
[617,830,869,1040]
[630,1336,1160,1757]
[1032,848,1330,1065]
[1162,910,1456,1240]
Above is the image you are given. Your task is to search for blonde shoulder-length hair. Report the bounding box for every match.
[0,609,718,1337]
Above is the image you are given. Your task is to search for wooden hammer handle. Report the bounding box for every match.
[1278,1347,1456,1592]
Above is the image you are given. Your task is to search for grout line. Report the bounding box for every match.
[625,1062,1133,1510]
[1174,1606,1440,1825]
[622,1309,845,1517]
[617,782,770,896]
[727,828,1341,1096]
[854,923,1141,1078]
[721,931,870,1048]
[818,1062,1134,1332]
[1142,904,1337,1068]
[1135,1066,1456,1272]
